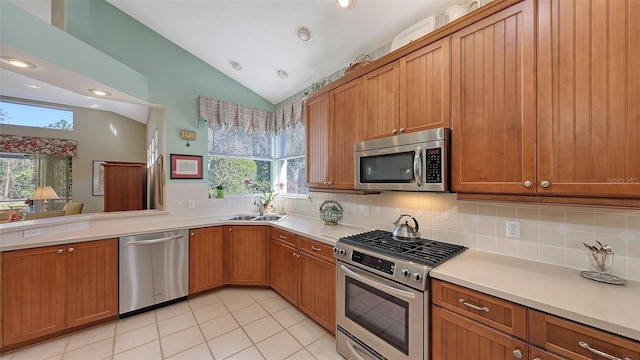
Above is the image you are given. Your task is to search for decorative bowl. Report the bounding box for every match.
[319,200,343,226]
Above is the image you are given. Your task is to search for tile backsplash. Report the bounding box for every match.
[169,184,639,281]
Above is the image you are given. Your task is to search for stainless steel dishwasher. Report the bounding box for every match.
[119,229,189,316]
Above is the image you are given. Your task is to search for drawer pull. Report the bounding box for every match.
[512,349,522,359]
[279,235,287,240]
[459,298,489,312]
[578,341,631,360]
[311,246,322,252]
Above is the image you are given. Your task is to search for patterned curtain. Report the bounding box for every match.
[198,96,304,135]
[0,135,77,156]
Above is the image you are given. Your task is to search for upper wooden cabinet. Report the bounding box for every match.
[399,38,451,133]
[451,0,536,194]
[103,162,147,212]
[306,78,362,190]
[537,0,640,198]
[362,61,400,140]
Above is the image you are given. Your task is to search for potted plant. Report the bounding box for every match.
[215,184,225,198]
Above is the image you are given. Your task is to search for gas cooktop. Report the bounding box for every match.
[338,229,467,268]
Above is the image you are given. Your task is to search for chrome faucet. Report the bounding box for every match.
[253,198,264,216]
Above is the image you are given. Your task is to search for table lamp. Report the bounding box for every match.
[30,186,59,212]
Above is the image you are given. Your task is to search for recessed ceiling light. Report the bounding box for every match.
[0,56,37,69]
[277,70,289,79]
[296,27,312,42]
[229,60,242,70]
[87,88,111,96]
[26,84,40,89]
[335,0,356,10]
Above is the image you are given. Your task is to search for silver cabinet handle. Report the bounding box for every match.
[279,235,287,240]
[578,341,631,360]
[128,235,184,245]
[523,180,532,188]
[540,180,550,188]
[311,246,322,252]
[323,181,328,185]
[57,248,64,254]
[512,349,522,359]
[327,181,332,185]
[68,247,74,253]
[533,358,541,360]
[392,129,398,134]
[191,232,195,236]
[459,298,489,312]
[295,253,300,258]
[399,127,405,133]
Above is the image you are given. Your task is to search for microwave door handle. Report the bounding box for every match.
[414,146,423,187]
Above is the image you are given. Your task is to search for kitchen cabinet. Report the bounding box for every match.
[268,228,299,305]
[103,162,147,212]
[189,227,226,295]
[226,225,267,286]
[399,37,451,133]
[2,239,117,348]
[536,0,640,199]
[298,238,335,333]
[362,61,400,140]
[451,0,536,194]
[305,79,362,190]
[530,310,640,360]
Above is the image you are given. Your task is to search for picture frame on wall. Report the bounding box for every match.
[92,160,105,196]
[170,154,203,179]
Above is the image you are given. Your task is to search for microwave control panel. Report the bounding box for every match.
[425,148,442,183]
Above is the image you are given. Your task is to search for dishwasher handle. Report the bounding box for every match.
[127,235,185,246]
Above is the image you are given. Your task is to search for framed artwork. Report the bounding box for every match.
[92,160,105,196]
[170,154,203,179]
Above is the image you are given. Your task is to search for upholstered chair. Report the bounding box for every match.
[63,202,84,216]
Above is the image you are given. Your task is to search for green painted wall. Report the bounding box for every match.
[64,0,274,182]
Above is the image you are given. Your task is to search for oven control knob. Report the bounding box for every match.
[401,269,411,277]
[413,273,423,281]
[333,247,347,256]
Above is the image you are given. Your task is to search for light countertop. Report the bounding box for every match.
[430,250,640,342]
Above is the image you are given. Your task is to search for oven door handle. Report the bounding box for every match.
[346,338,370,360]
[341,265,416,300]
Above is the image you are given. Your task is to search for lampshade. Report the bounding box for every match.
[31,186,59,200]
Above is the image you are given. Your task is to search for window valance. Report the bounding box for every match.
[198,96,304,135]
[0,135,77,156]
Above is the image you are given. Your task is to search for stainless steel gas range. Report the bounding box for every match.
[333,230,467,360]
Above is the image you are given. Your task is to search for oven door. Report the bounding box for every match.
[337,262,426,360]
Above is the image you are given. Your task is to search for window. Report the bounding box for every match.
[208,126,307,197]
[0,100,74,130]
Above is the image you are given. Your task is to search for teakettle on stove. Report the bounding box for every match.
[392,214,421,242]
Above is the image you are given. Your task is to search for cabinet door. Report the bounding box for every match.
[227,226,267,285]
[189,227,226,294]
[537,0,640,197]
[66,239,118,328]
[298,252,335,333]
[400,38,451,132]
[2,245,66,346]
[268,239,298,305]
[451,0,536,194]
[305,92,330,188]
[362,62,400,140]
[329,78,362,189]
[432,306,529,360]
[103,162,147,212]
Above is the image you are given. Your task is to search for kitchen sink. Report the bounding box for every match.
[220,214,287,222]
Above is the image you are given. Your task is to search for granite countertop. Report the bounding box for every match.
[430,249,640,342]
[1,212,637,342]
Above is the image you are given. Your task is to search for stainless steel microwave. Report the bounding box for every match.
[354,128,450,192]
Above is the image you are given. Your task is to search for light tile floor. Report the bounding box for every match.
[0,288,344,360]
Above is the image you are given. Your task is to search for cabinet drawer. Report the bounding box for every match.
[299,238,335,264]
[270,228,298,248]
[432,279,528,339]
[530,310,640,360]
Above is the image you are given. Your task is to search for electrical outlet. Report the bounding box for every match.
[188,200,195,209]
[506,220,521,239]
[362,205,370,217]
[24,228,41,238]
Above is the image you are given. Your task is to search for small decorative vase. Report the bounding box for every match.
[216,189,225,198]
[263,202,274,213]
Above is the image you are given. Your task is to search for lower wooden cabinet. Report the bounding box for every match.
[227,225,267,286]
[432,306,529,360]
[2,239,117,348]
[189,227,226,294]
[530,310,640,360]
[267,229,336,333]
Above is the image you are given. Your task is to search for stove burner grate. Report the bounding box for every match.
[339,230,466,267]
